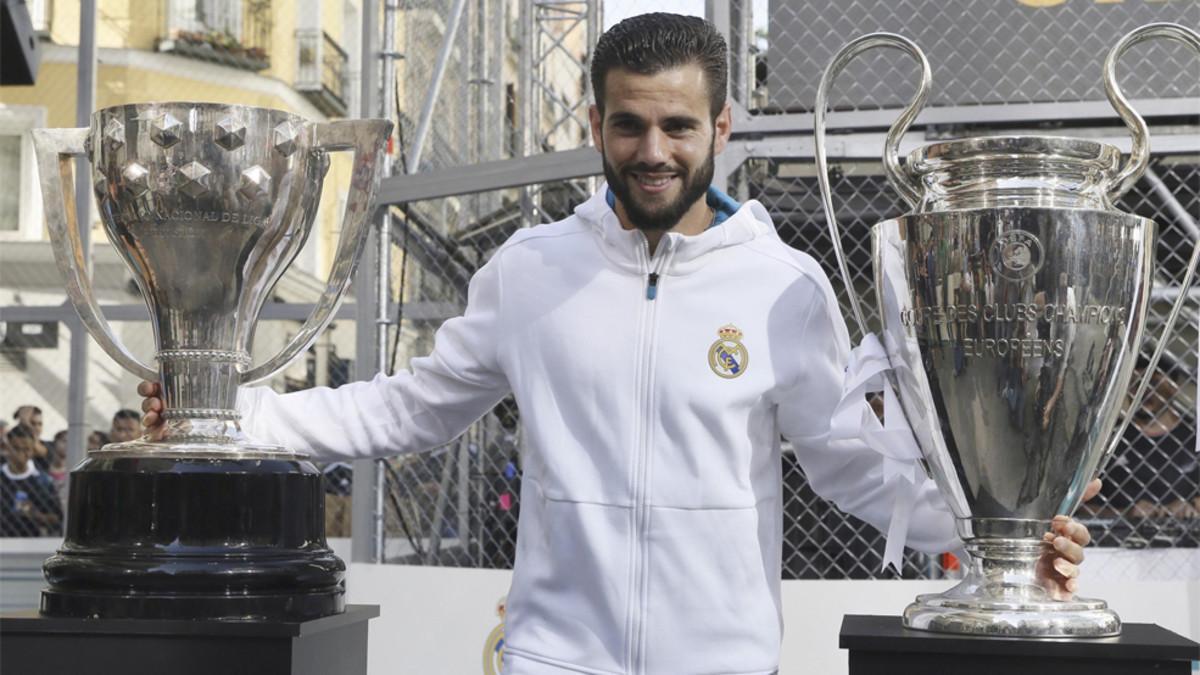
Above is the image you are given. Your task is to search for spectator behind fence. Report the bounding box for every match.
[49,430,71,502]
[87,430,110,452]
[110,409,142,444]
[2,425,63,537]
[0,420,9,465]
[12,405,51,471]
[1101,361,1199,521]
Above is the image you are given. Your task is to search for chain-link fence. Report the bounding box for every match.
[2,0,1196,587]
[374,0,1198,583]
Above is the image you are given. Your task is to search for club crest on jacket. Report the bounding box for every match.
[708,324,749,379]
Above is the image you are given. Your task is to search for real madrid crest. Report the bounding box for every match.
[708,324,749,379]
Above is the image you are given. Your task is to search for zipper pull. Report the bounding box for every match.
[646,272,660,300]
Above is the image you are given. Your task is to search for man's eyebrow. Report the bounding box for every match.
[607,112,643,124]
[662,115,701,128]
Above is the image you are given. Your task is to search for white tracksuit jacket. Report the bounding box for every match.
[237,186,960,675]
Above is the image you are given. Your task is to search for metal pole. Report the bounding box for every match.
[705,0,733,193]
[406,0,469,174]
[351,0,382,566]
[518,0,536,225]
[67,0,97,476]
[373,0,400,563]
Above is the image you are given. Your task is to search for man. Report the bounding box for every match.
[142,14,1094,674]
[109,408,142,444]
[1,425,63,537]
[12,405,51,470]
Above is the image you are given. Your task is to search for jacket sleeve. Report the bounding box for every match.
[773,278,960,556]
[235,251,512,461]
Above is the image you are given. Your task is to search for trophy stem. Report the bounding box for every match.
[157,349,247,421]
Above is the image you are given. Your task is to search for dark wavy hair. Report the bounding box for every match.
[589,13,728,120]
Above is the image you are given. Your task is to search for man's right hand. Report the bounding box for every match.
[137,381,166,430]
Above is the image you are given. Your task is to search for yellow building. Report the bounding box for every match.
[0,0,366,433]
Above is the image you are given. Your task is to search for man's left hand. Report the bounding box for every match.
[1037,478,1101,600]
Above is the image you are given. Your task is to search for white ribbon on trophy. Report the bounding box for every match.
[830,332,930,573]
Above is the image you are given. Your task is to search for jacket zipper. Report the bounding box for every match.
[629,237,672,674]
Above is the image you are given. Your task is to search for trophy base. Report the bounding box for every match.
[92,418,305,459]
[41,455,345,621]
[903,589,1121,637]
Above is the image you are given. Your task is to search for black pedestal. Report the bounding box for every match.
[840,614,1200,675]
[0,604,378,675]
[43,455,345,620]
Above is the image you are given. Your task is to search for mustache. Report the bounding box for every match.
[621,164,684,175]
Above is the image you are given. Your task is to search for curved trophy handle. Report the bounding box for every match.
[1103,22,1200,200]
[240,118,393,385]
[815,32,931,335]
[1093,22,1200,483]
[1100,228,1200,477]
[32,127,159,382]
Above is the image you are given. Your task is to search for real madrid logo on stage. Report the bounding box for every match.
[708,324,749,379]
[482,596,507,674]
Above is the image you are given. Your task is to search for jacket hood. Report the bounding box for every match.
[573,182,778,275]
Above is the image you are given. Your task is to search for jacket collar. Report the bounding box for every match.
[574,182,777,275]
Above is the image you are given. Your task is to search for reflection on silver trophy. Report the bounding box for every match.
[816,24,1200,637]
[31,104,391,620]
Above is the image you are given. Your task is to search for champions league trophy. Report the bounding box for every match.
[32,103,391,620]
[815,24,1200,637]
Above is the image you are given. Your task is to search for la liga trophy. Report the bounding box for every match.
[816,23,1200,637]
[32,103,391,620]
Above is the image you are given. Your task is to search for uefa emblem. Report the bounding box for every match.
[990,230,1044,281]
[708,324,749,379]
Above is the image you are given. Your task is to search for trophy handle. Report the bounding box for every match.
[240,118,393,385]
[815,32,931,335]
[32,127,159,382]
[1103,22,1200,200]
[1092,22,1200,483]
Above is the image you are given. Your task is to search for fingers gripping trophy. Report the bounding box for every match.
[32,104,391,620]
[816,24,1200,637]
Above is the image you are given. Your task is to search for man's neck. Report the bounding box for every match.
[614,195,713,257]
[2,462,35,480]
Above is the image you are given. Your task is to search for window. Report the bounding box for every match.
[0,136,20,232]
[0,106,48,241]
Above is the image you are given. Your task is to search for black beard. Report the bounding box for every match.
[603,140,715,232]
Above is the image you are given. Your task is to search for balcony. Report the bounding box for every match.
[295,30,350,117]
[157,0,272,72]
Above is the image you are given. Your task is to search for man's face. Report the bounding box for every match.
[17,410,43,438]
[589,64,731,231]
[111,417,140,443]
[4,436,33,471]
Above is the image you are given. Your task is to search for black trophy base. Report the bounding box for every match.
[41,455,345,621]
[840,614,1200,675]
[0,604,378,675]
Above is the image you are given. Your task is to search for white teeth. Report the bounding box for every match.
[635,174,671,187]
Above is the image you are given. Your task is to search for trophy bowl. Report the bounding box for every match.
[32,102,391,620]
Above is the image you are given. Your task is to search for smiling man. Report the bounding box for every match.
[139,13,1097,675]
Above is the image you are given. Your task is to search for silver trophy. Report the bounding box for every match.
[815,24,1200,637]
[31,103,391,620]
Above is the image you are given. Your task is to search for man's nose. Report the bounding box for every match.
[636,128,669,165]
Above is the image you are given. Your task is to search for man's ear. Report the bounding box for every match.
[713,101,733,156]
[589,104,604,150]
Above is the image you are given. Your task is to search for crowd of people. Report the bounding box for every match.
[0,405,141,537]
